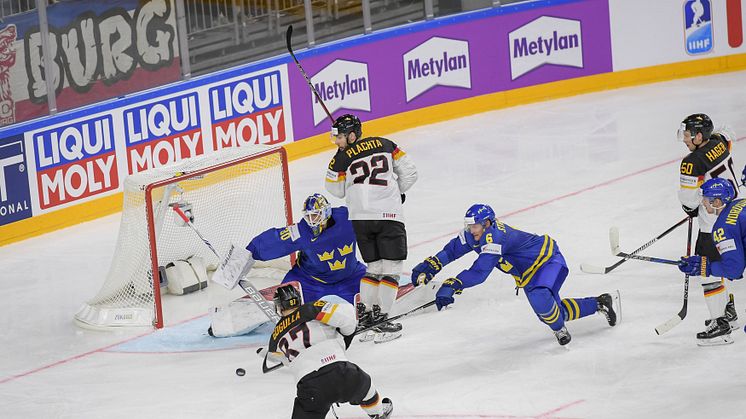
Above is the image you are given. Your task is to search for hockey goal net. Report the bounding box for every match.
[74,146,293,329]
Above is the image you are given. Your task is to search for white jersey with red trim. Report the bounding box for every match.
[678,131,739,233]
[325,137,418,222]
[267,300,357,383]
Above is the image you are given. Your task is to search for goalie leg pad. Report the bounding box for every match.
[166,256,209,295]
[209,299,271,337]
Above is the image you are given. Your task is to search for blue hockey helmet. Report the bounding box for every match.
[701,178,736,206]
[464,204,496,228]
[302,193,332,236]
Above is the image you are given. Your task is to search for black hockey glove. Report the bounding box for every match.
[340,330,355,349]
[682,205,699,218]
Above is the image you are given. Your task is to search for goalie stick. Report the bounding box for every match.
[580,217,688,274]
[259,300,437,374]
[655,217,693,335]
[286,25,333,122]
[170,204,280,324]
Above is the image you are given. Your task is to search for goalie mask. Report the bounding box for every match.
[273,285,302,316]
[302,193,332,236]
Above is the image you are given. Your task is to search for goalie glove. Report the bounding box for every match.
[435,277,463,310]
[211,244,255,290]
[411,256,443,286]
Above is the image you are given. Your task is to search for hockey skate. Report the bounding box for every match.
[368,397,393,419]
[697,316,734,346]
[705,293,738,331]
[597,290,622,327]
[357,303,376,343]
[358,305,402,343]
[553,326,571,346]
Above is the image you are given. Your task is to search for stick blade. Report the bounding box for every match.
[609,226,620,255]
[580,263,607,274]
[285,25,293,52]
[655,316,682,335]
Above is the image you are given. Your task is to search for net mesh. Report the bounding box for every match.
[74,146,291,328]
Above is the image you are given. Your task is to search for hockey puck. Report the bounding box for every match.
[235,368,245,376]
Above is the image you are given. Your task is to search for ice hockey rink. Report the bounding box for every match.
[2,69,746,419]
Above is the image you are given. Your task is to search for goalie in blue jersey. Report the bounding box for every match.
[212,193,365,304]
[411,204,621,345]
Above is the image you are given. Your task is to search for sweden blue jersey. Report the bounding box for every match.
[709,199,746,279]
[434,220,561,289]
[247,207,366,285]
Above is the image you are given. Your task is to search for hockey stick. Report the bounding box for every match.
[259,300,436,374]
[286,25,333,122]
[171,204,280,324]
[612,252,681,266]
[580,217,688,274]
[655,217,693,335]
[608,226,683,266]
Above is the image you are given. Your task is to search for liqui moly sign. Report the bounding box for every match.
[124,93,203,174]
[311,60,370,126]
[33,115,118,209]
[509,16,583,80]
[403,37,471,102]
[208,69,290,150]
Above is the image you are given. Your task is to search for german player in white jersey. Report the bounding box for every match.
[325,114,418,342]
[677,113,739,344]
[265,285,393,418]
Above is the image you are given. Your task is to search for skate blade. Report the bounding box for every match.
[358,331,376,343]
[696,334,734,346]
[612,289,622,326]
[374,332,402,344]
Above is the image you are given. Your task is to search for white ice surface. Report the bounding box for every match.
[2,71,746,418]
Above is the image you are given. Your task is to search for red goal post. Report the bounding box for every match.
[75,145,293,329]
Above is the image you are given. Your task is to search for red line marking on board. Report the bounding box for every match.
[410,135,746,250]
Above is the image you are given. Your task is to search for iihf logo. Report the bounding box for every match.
[684,0,714,55]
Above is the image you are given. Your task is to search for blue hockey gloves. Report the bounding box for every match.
[411,256,443,286]
[436,277,464,310]
[679,255,710,277]
[741,164,746,186]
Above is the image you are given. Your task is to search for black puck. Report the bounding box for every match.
[236,368,245,376]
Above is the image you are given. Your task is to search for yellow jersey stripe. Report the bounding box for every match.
[316,304,339,323]
[569,298,580,319]
[542,304,560,323]
[562,299,574,320]
[517,235,554,287]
